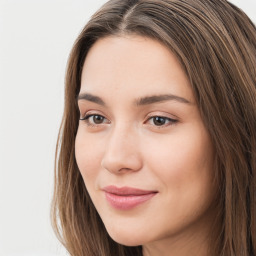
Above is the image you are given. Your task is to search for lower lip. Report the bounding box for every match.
[104,192,157,210]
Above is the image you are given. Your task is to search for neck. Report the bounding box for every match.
[143,233,210,256]
[142,204,221,256]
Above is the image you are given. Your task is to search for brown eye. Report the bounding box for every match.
[80,114,110,126]
[147,116,178,128]
[92,115,104,124]
[153,116,167,126]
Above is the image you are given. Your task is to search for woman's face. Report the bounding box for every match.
[75,36,217,249]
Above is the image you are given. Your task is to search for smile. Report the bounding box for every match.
[102,186,158,210]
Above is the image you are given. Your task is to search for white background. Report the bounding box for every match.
[0,1,255,255]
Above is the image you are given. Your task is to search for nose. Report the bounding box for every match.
[101,125,143,174]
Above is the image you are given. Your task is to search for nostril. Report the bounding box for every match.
[101,152,142,174]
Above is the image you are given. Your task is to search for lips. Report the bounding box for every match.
[102,186,158,210]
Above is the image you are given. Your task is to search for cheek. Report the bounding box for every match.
[142,127,216,231]
[75,128,103,181]
[143,125,215,191]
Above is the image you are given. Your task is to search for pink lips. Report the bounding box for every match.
[102,186,158,210]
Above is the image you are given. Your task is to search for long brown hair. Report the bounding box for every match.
[51,0,256,255]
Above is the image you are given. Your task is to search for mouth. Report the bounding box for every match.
[102,186,158,210]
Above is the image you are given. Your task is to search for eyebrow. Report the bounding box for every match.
[135,94,191,105]
[77,93,106,106]
[77,93,191,106]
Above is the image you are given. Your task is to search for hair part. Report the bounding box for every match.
[51,1,256,255]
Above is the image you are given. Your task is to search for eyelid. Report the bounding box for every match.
[79,110,107,120]
[146,112,178,121]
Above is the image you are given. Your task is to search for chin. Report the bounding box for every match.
[110,235,144,247]
[105,225,148,246]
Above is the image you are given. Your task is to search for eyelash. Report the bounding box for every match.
[146,115,178,128]
[79,114,110,127]
[79,113,178,129]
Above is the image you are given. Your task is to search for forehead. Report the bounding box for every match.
[80,36,194,104]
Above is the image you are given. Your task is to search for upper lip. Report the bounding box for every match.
[102,185,158,196]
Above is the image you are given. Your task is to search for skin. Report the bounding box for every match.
[75,36,218,256]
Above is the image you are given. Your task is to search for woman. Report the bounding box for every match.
[51,0,256,255]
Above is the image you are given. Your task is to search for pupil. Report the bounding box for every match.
[154,117,165,126]
[93,115,103,124]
